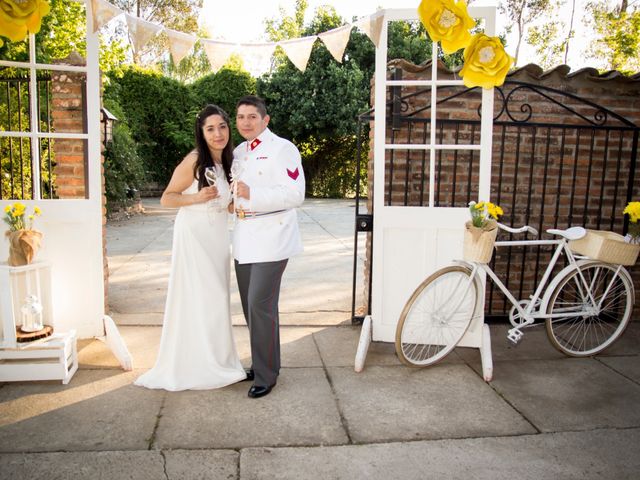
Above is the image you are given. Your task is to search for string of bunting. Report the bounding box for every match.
[90,0,384,73]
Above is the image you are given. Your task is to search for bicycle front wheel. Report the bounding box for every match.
[395,266,479,367]
[545,261,634,357]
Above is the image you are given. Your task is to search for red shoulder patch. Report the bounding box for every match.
[287,168,300,180]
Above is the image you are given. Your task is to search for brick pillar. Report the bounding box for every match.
[51,52,109,312]
[51,55,87,199]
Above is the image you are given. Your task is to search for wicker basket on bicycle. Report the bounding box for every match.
[463,220,498,263]
[569,230,640,266]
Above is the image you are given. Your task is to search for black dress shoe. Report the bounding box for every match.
[248,384,274,398]
[242,369,254,382]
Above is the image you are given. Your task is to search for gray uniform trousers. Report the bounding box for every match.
[235,259,288,387]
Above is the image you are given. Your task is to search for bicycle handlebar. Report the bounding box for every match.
[497,223,539,237]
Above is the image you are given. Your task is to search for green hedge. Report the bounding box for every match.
[102,66,256,208]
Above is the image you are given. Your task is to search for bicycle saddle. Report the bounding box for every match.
[546,226,586,240]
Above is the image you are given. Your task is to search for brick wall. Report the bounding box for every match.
[363,60,640,321]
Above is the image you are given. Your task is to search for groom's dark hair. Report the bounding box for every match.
[237,95,267,118]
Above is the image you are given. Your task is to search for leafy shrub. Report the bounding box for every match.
[103,122,145,213]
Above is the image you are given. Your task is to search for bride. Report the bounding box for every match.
[134,104,246,391]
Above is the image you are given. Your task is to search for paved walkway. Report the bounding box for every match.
[1,198,640,479]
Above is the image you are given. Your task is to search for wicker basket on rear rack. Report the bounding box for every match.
[569,230,640,266]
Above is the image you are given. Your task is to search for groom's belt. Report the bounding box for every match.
[236,208,289,220]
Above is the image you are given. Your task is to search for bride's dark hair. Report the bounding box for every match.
[193,104,234,190]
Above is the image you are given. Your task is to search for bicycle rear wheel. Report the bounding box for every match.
[395,266,479,367]
[545,261,634,357]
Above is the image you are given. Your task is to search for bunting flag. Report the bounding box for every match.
[125,14,164,54]
[166,28,197,65]
[318,24,353,63]
[202,39,237,72]
[90,0,123,33]
[355,12,384,48]
[278,36,317,72]
[88,0,388,73]
[237,42,277,77]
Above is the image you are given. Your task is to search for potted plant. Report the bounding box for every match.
[3,203,43,266]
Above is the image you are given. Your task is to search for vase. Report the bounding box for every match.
[463,220,498,263]
[6,229,43,266]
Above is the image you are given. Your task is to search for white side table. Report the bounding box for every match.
[0,261,78,384]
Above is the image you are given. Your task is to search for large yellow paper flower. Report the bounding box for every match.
[0,0,51,44]
[418,0,475,54]
[459,33,514,89]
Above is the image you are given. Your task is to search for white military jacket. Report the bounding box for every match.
[232,128,305,264]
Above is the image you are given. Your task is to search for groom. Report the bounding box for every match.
[232,95,305,399]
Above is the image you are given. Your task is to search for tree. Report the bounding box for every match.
[500,0,552,66]
[527,21,566,69]
[584,1,640,72]
[109,0,201,64]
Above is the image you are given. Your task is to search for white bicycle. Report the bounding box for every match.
[395,223,636,366]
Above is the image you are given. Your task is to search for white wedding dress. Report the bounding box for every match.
[135,168,246,391]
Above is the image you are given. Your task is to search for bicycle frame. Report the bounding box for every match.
[465,236,602,329]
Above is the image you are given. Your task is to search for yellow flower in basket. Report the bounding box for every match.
[0,0,51,44]
[623,201,640,243]
[418,0,475,54]
[460,33,514,89]
[469,200,503,229]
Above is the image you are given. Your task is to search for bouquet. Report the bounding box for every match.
[468,200,503,229]
[4,202,42,231]
[3,202,43,266]
[623,201,640,244]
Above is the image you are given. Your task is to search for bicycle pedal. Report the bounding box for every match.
[507,328,524,345]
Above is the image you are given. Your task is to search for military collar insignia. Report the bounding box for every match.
[249,138,262,151]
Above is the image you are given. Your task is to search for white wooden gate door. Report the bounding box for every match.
[0,1,105,339]
[370,7,496,346]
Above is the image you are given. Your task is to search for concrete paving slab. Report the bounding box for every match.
[598,355,640,384]
[233,326,324,368]
[163,449,238,480]
[107,198,365,327]
[457,324,565,375]
[0,370,163,452]
[240,427,640,480]
[598,321,640,356]
[327,365,536,443]
[313,326,402,368]
[155,367,348,449]
[78,326,163,370]
[0,450,166,480]
[489,358,640,432]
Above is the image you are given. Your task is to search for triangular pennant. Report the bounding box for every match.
[278,36,317,72]
[355,13,384,48]
[90,0,123,33]
[202,39,237,72]
[318,24,353,63]
[237,42,277,77]
[165,29,197,65]
[125,14,163,55]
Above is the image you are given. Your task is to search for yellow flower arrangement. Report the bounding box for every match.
[0,0,51,46]
[459,33,514,89]
[3,202,42,231]
[418,0,475,54]
[623,201,640,242]
[469,200,503,229]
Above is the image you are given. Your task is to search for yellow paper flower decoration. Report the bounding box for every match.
[459,33,514,89]
[0,0,51,44]
[418,0,475,54]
